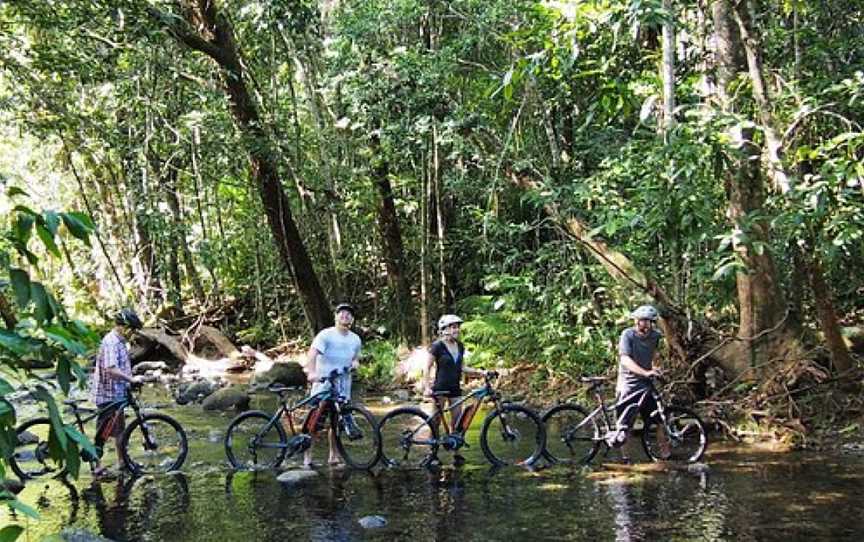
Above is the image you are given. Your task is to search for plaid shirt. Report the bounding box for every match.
[90,330,131,404]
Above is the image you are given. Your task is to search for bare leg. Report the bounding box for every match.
[327,428,342,465]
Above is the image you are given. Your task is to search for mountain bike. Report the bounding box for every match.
[10,384,188,480]
[224,368,380,470]
[377,371,546,469]
[542,375,707,464]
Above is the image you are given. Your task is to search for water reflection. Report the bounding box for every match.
[5,396,864,541]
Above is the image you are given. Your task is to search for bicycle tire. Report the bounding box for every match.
[541,403,601,465]
[641,406,707,463]
[224,410,288,471]
[9,418,66,481]
[333,405,381,470]
[121,413,188,475]
[377,407,438,469]
[479,404,546,467]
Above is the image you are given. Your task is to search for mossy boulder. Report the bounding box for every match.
[252,362,307,389]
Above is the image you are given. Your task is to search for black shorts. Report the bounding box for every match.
[432,388,461,399]
[615,389,658,429]
[95,403,125,444]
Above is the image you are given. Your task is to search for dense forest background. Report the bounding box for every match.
[1,0,863,479]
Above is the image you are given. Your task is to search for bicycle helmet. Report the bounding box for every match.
[437,314,464,330]
[334,303,356,317]
[629,305,659,321]
[114,308,143,330]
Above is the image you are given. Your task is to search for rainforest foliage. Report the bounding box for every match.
[1,0,863,518]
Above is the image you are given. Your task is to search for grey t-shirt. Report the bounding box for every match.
[310,327,361,399]
[616,327,662,395]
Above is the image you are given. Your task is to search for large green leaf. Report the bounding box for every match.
[0,330,30,356]
[0,376,14,396]
[60,212,94,247]
[12,213,35,244]
[0,525,25,542]
[8,268,30,308]
[29,282,52,323]
[43,210,61,236]
[31,386,68,452]
[44,325,87,356]
[65,425,97,463]
[7,498,39,519]
[36,224,61,257]
[56,356,71,394]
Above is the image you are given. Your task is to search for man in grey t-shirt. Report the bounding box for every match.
[302,303,361,468]
[611,305,663,446]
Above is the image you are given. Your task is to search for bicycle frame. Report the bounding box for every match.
[252,373,350,454]
[411,375,504,447]
[567,382,667,443]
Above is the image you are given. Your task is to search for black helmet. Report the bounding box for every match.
[334,303,355,317]
[114,308,143,330]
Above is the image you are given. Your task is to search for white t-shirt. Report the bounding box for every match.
[310,327,361,399]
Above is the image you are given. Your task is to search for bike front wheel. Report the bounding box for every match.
[121,413,188,475]
[224,410,287,470]
[641,406,708,463]
[541,403,601,465]
[377,407,438,469]
[480,404,545,467]
[9,418,66,481]
[333,405,381,470]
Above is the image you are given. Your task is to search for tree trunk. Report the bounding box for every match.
[803,249,852,372]
[661,0,676,133]
[711,0,803,376]
[152,1,331,333]
[370,133,420,344]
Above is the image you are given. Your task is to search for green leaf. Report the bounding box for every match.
[31,386,67,452]
[57,357,71,394]
[8,498,39,519]
[0,377,14,396]
[6,186,29,198]
[0,330,30,356]
[59,212,93,247]
[36,225,61,258]
[8,268,30,308]
[64,425,97,462]
[65,438,81,478]
[29,282,52,324]
[43,210,61,236]
[0,525,25,542]
[12,213,35,244]
[43,326,87,356]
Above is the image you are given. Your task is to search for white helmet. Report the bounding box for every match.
[630,305,659,321]
[437,314,464,330]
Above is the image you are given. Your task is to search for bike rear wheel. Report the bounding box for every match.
[480,404,545,467]
[378,407,438,469]
[541,403,601,465]
[641,406,707,463]
[224,410,287,470]
[121,413,188,475]
[9,418,66,481]
[333,405,381,470]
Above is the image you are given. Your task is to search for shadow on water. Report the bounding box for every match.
[4,392,864,541]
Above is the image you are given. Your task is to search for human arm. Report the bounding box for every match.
[304,345,320,381]
[619,354,659,378]
[424,351,435,396]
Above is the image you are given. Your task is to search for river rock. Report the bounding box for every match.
[133,361,168,374]
[60,528,118,542]
[176,379,217,405]
[202,386,250,411]
[251,362,307,389]
[358,515,388,529]
[277,469,319,484]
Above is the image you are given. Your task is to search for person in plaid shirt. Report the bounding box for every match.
[90,308,143,476]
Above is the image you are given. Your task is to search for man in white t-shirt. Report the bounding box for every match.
[302,303,361,467]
